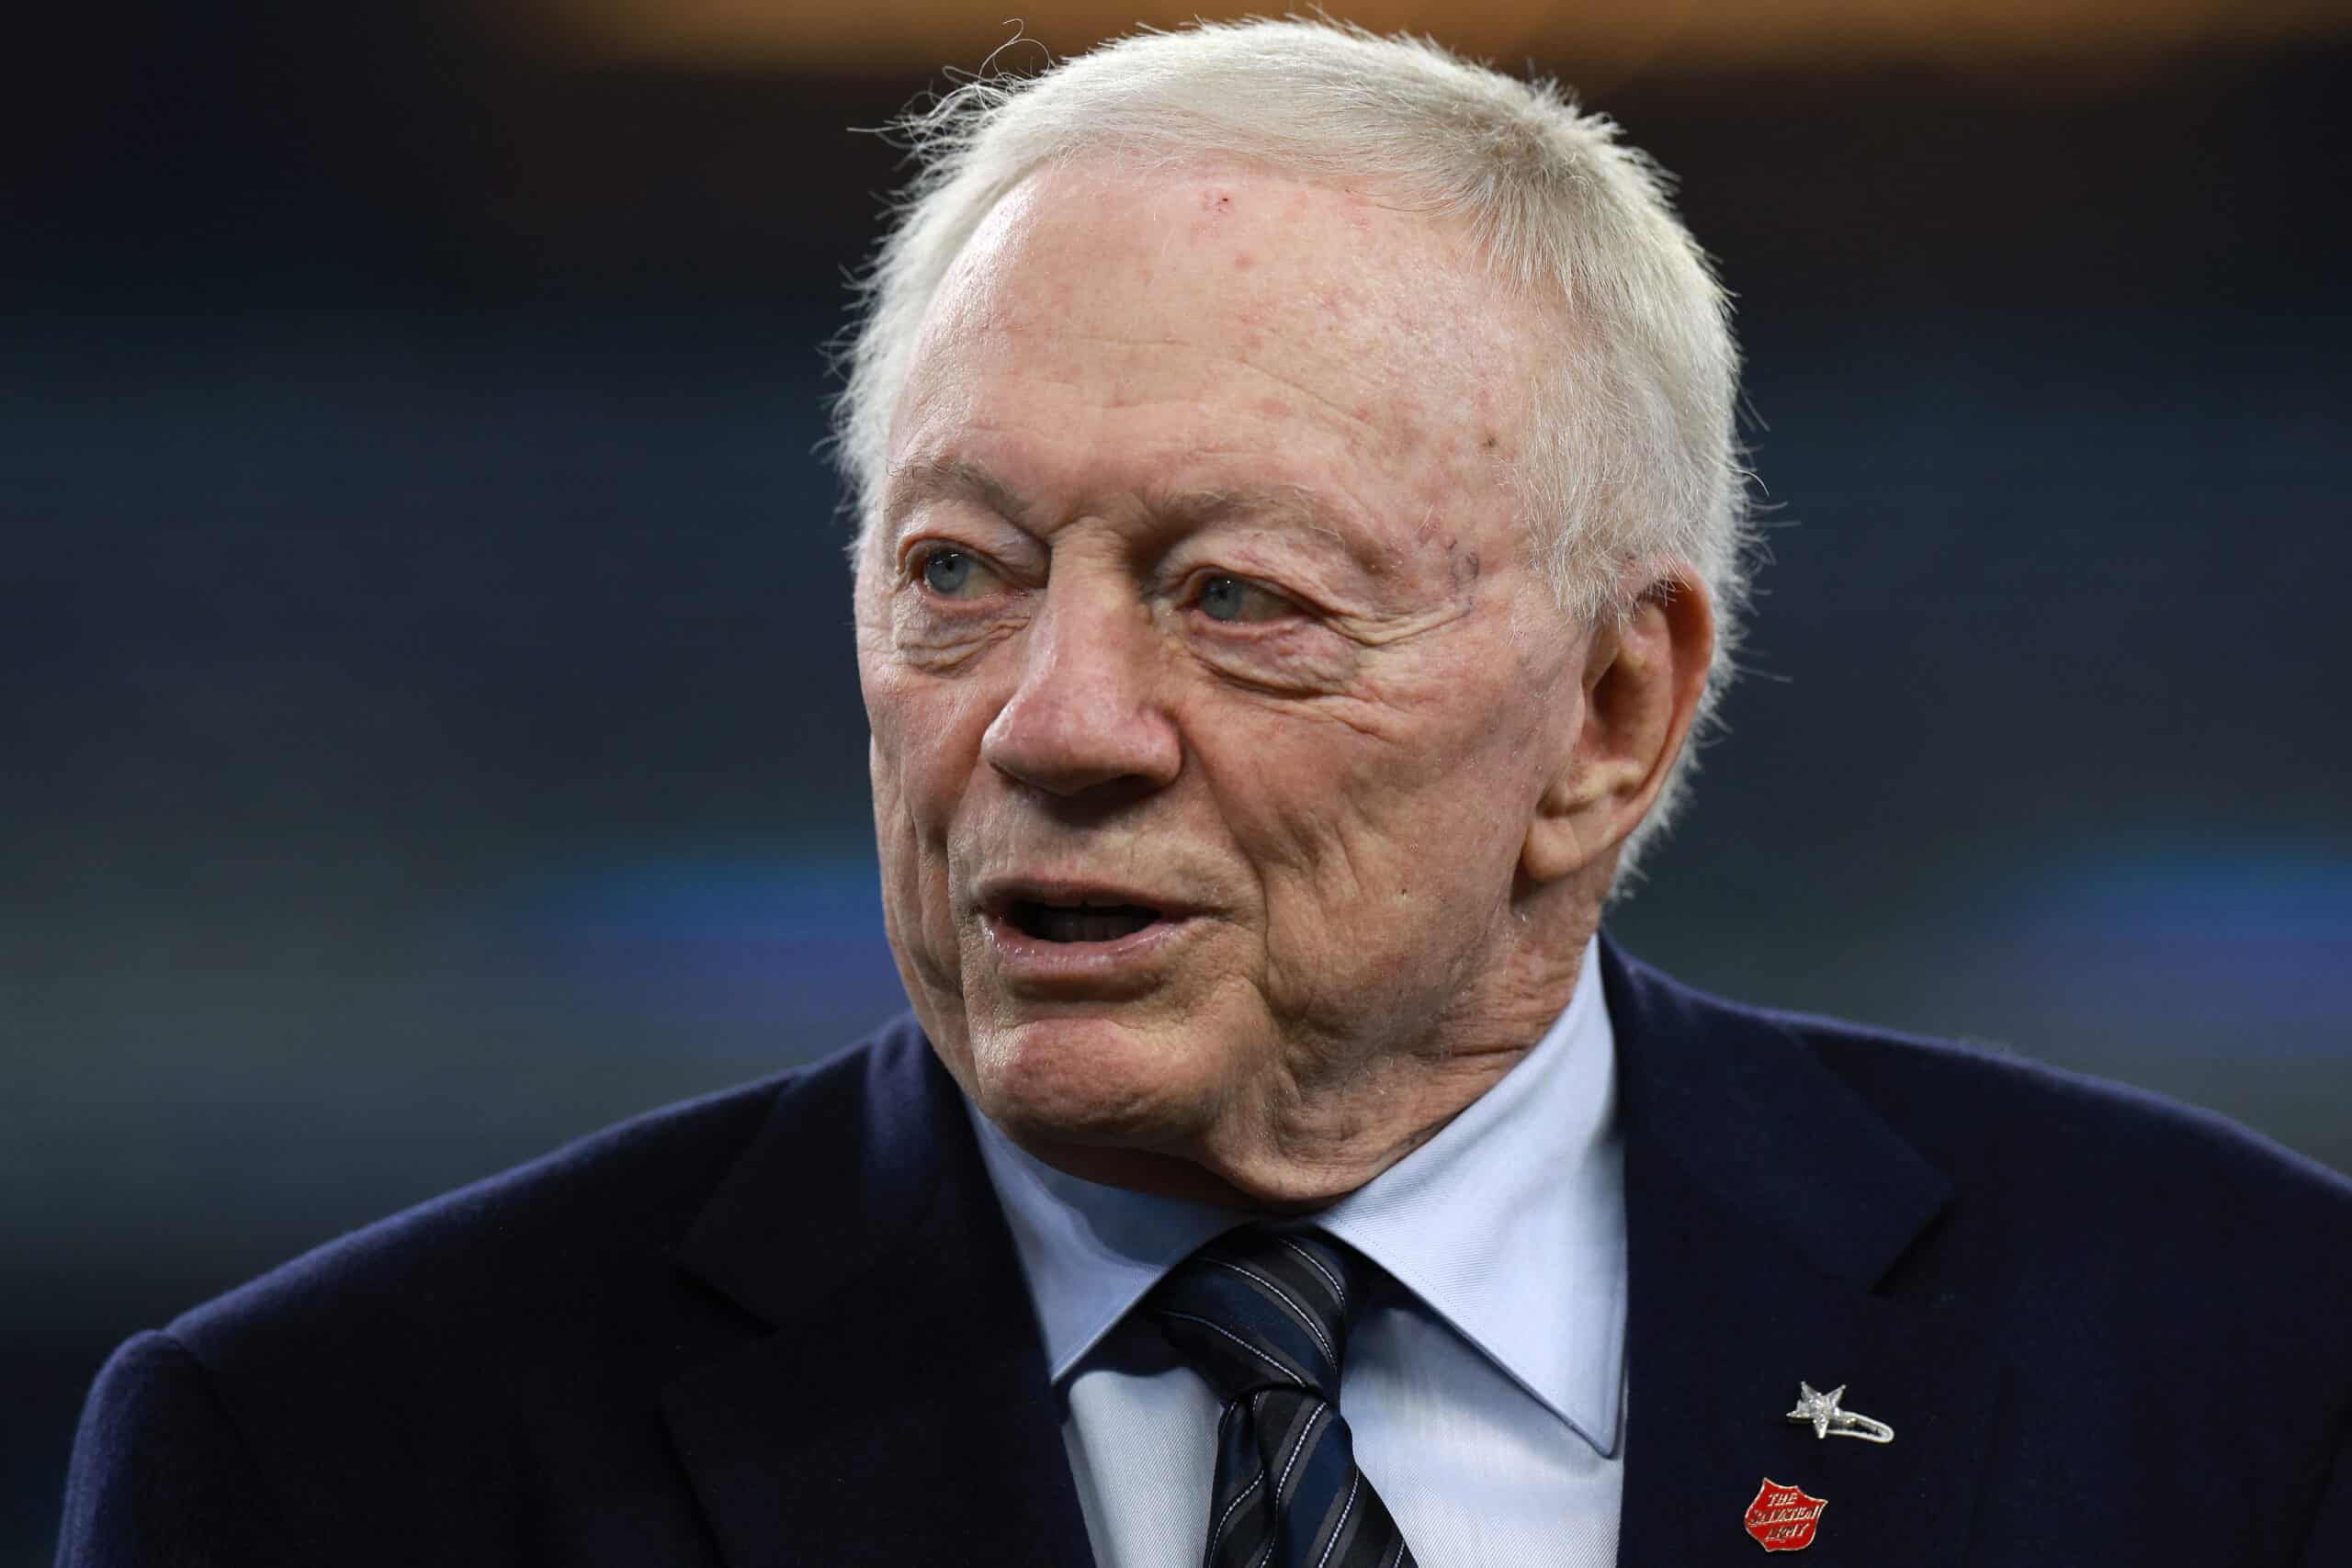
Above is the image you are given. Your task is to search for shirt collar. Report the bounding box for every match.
[967,936,1625,1457]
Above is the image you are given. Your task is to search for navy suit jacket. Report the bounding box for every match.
[58,940,2352,1564]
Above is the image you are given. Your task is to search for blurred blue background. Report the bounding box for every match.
[6,2,2349,1560]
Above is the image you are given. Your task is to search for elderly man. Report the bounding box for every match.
[59,18,2352,1568]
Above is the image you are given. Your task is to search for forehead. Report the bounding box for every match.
[885,157,1544,536]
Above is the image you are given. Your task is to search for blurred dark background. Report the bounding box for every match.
[6,1,2349,1558]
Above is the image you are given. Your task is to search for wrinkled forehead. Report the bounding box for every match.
[892,156,1548,498]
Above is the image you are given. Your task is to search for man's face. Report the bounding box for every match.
[854,160,1592,1199]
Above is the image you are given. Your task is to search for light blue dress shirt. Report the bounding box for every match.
[967,938,1627,1568]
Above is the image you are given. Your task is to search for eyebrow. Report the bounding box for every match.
[881,457,1375,570]
[881,457,1030,532]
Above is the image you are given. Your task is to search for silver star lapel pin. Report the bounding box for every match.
[1786,1381,1894,1443]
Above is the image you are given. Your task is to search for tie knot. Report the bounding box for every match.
[1146,1225,1366,1404]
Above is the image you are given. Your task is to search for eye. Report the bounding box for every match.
[914,546,997,599]
[1193,573,1294,625]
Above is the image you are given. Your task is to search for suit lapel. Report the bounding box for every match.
[1602,940,2003,1566]
[661,1021,1095,1568]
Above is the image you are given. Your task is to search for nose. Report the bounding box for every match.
[980,574,1182,799]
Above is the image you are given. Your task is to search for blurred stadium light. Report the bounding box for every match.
[498,0,2352,72]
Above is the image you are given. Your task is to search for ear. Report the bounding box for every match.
[1521,571,1715,886]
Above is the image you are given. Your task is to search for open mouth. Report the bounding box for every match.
[1004,898,1163,944]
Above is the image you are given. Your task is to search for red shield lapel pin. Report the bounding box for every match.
[1744,1478,1827,1551]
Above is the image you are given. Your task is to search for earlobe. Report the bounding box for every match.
[1520,781,1609,886]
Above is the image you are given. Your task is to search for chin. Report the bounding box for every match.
[965,1008,1228,1157]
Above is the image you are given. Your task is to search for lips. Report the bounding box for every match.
[974,877,1202,982]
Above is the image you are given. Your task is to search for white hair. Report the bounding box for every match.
[832,17,1755,884]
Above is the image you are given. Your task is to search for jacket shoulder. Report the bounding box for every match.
[160,1019,933,1416]
[60,1330,301,1565]
[1766,999,2352,1232]
[175,1068,784,1352]
[1723,987,2352,1376]
[63,1019,940,1562]
[1608,942,2352,1309]
[1609,941,2352,1225]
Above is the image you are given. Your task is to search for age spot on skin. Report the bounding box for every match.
[1409,526,1483,596]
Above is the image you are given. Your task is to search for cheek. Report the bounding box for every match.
[862,653,998,965]
[866,700,987,1049]
[1276,761,1514,915]
[868,739,944,955]
[863,657,998,825]
[1239,697,1536,987]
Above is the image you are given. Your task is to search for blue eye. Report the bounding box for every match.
[1195,574,1287,624]
[922,549,976,595]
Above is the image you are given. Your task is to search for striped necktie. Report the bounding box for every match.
[1146,1225,1419,1568]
